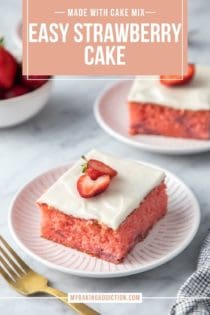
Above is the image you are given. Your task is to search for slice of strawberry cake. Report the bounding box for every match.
[128,65,210,140]
[37,150,167,264]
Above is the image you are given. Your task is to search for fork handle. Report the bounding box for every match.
[41,285,100,315]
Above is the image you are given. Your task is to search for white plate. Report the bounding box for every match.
[9,162,200,278]
[94,81,210,155]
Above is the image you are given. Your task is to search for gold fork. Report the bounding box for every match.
[0,236,100,315]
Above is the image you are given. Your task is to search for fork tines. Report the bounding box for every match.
[0,235,30,282]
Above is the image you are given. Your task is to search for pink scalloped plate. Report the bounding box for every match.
[94,80,210,155]
[9,162,200,278]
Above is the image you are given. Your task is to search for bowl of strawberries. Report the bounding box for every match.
[0,38,52,128]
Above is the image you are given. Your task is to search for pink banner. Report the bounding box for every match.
[23,0,187,76]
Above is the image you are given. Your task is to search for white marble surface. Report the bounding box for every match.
[0,1,210,314]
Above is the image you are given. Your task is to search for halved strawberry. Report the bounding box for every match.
[86,159,118,180]
[160,64,195,87]
[77,174,111,198]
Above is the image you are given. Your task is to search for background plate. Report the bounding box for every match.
[94,80,210,155]
[9,163,200,278]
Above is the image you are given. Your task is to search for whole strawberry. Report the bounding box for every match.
[0,38,18,89]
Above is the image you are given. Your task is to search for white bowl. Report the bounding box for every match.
[0,80,53,128]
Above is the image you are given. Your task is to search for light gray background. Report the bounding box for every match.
[0,1,210,314]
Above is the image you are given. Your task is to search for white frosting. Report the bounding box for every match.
[38,150,165,230]
[128,66,210,111]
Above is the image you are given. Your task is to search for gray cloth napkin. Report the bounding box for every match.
[171,232,210,314]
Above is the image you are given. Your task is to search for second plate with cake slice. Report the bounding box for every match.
[94,65,210,154]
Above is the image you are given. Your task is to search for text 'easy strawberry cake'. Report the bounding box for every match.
[37,150,168,264]
[128,65,210,140]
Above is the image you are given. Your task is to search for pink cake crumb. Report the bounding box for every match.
[37,181,167,264]
[129,102,210,140]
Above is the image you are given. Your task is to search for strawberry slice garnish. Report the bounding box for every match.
[77,174,111,198]
[0,38,18,90]
[83,158,117,180]
[160,64,195,87]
